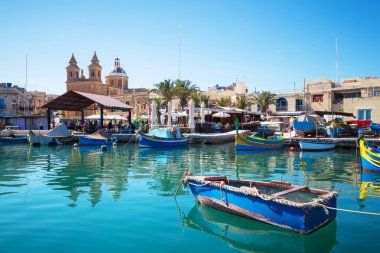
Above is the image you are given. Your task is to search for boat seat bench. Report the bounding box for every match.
[272,186,309,198]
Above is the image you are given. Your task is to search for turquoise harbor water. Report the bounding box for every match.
[1,143,380,253]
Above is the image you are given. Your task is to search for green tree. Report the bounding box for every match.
[150,79,176,108]
[215,97,231,107]
[234,95,251,110]
[190,92,210,107]
[174,79,199,109]
[251,91,277,113]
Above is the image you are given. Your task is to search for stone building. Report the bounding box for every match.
[271,76,380,123]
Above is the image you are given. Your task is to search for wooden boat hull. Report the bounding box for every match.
[139,133,188,148]
[79,136,117,145]
[359,137,380,173]
[184,175,337,234]
[299,141,336,151]
[235,133,284,150]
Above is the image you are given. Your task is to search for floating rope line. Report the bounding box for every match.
[315,203,380,216]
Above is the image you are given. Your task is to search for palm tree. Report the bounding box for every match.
[150,79,176,108]
[234,96,251,110]
[215,97,231,107]
[190,92,210,107]
[251,91,277,113]
[174,79,199,109]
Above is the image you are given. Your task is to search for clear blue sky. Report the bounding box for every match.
[1,0,379,95]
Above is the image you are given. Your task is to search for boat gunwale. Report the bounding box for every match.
[184,175,338,208]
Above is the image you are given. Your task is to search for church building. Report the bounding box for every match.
[65,52,149,119]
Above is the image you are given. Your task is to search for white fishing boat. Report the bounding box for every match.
[299,140,336,151]
[27,124,73,145]
[185,130,250,144]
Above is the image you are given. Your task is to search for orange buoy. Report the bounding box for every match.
[289,146,295,151]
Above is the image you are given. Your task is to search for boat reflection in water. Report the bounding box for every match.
[180,204,337,253]
[359,169,380,201]
[299,150,336,171]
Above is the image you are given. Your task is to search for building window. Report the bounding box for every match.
[0,98,5,109]
[344,92,361,98]
[118,80,122,88]
[296,99,304,111]
[125,101,130,105]
[358,109,372,120]
[92,71,95,77]
[276,97,288,111]
[111,80,114,86]
[257,105,261,112]
[312,94,323,102]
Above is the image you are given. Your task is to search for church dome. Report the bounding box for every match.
[108,57,128,77]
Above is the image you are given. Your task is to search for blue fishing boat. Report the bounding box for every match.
[359,136,380,173]
[139,125,188,148]
[182,173,338,234]
[79,129,117,146]
[299,140,336,151]
[0,136,28,144]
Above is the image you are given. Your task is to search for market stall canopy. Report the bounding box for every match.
[313,110,355,118]
[42,90,133,111]
[212,112,231,118]
[85,114,127,120]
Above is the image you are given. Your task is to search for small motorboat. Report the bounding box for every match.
[139,125,188,148]
[181,173,338,234]
[299,140,336,151]
[0,136,28,144]
[28,124,73,145]
[235,132,284,150]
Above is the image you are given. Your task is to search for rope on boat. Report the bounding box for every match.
[314,203,380,216]
[126,132,139,145]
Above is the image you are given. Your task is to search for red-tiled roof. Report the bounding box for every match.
[42,90,133,111]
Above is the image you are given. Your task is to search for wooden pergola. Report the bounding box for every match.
[42,90,133,129]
